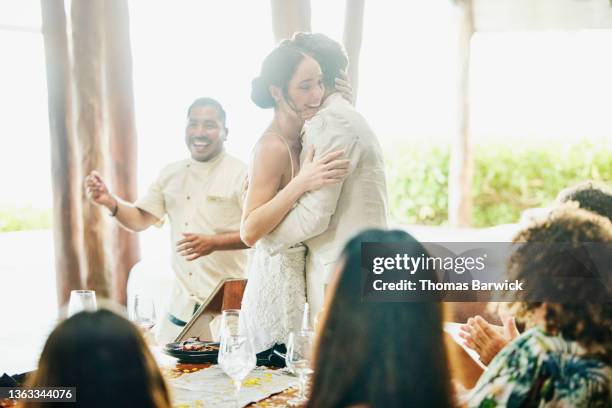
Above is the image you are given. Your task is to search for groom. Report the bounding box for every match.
[260,33,389,319]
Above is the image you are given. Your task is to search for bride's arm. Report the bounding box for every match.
[240,138,348,247]
[240,139,301,247]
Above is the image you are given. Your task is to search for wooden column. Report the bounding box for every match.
[71,0,110,296]
[448,0,474,227]
[41,0,84,308]
[270,0,311,43]
[343,0,366,104]
[103,0,140,306]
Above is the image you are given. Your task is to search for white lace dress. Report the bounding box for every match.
[240,132,308,353]
[240,242,307,354]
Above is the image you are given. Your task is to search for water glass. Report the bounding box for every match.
[220,309,241,338]
[219,334,256,408]
[130,294,156,331]
[67,290,97,317]
[285,330,315,406]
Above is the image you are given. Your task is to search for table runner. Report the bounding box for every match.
[169,365,297,408]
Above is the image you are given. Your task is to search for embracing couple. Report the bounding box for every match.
[239,33,388,356]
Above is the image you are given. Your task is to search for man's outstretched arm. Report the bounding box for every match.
[85,170,159,232]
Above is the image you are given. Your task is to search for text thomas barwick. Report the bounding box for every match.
[372,279,524,291]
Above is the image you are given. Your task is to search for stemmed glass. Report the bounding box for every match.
[130,295,156,332]
[219,333,257,408]
[285,330,315,406]
[67,290,97,317]
[220,309,241,338]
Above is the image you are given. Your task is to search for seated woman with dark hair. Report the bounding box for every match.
[19,309,172,408]
[556,180,612,221]
[464,206,612,408]
[460,181,612,365]
[307,229,456,408]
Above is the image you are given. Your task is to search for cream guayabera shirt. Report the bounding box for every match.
[135,150,247,342]
[260,93,389,319]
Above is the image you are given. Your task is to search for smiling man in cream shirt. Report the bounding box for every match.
[85,97,248,343]
[260,33,389,318]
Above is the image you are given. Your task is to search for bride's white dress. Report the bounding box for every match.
[240,242,307,353]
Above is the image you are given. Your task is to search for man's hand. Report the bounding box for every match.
[335,72,354,105]
[85,170,116,209]
[177,233,218,261]
[458,314,520,366]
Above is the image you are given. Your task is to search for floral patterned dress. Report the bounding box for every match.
[465,327,611,408]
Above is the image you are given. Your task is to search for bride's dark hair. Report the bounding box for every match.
[251,41,307,109]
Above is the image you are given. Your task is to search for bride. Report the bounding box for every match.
[240,41,349,356]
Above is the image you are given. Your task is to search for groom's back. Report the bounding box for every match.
[303,93,389,267]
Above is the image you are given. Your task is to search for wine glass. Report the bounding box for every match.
[67,290,97,317]
[220,309,241,338]
[219,334,256,408]
[130,295,156,332]
[285,330,315,406]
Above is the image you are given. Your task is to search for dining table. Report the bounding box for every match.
[151,341,301,408]
[0,323,482,408]
[162,362,299,407]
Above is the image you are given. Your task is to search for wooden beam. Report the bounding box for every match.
[102,0,141,306]
[40,0,84,309]
[71,0,111,297]
[270,0,311,43]
[449,0,475,227]
[343,0,366,104]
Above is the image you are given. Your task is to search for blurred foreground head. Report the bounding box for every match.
[556,180,612,222]
[508,205,612,363]
[308,229,454,408]
[22,309,171,408]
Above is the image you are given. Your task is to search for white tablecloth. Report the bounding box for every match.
[169,365,297,408]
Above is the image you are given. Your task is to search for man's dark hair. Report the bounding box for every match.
[292,32,349,89]
[556,181,612,222]
[187,97,227,126]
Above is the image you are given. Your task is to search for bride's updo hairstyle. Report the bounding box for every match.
[251,41,307,109]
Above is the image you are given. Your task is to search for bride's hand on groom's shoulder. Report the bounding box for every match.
[294,147,350,193]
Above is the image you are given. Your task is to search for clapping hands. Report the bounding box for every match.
[458,314,520,366]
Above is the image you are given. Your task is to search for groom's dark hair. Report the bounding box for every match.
[292,32,348,89]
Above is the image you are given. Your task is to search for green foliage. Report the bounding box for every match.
[0,142,610,231]
[387,146,450,226]
[0,207,52,232]
[387,141,612,227]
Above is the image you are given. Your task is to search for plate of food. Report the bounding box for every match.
[163,337,220,363]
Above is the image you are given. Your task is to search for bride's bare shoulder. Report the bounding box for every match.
[252,133,290,162]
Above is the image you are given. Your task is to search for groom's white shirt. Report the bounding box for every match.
[259,92,389,318]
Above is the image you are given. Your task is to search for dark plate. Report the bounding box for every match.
[163,341,219,363]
